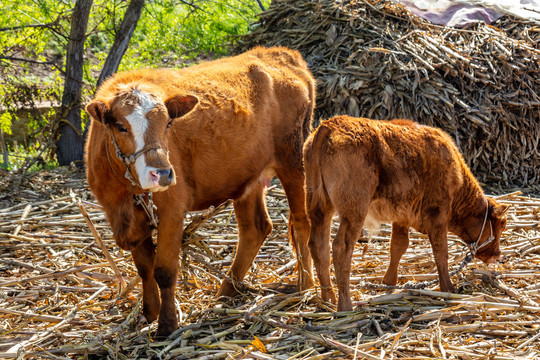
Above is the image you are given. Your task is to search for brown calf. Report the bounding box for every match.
[85,47,316,335]
[304,116,509,311]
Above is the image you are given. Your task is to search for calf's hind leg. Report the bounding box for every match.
[332,216,364,311]
[307,191,336,304]
[382,223,410,286]
[217,182,272,297]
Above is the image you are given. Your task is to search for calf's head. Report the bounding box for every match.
[461,198,510,264]
[86,86,198,192]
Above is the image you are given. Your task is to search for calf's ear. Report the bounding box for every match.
[165,95,199,119]
[86,100,111,124]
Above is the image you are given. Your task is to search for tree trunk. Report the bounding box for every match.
[82,0,145,145]
[96,0,145,87]
[0,128,8,169]
[56,0,93,167]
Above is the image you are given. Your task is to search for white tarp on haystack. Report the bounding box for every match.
[399,0,540,27]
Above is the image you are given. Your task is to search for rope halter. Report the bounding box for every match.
[109,131,165,229]
[467,201,495,257]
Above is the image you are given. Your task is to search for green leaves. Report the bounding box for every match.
[0,0,269,170]
[0,112,13,136]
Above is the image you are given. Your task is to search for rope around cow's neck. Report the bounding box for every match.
[108,131,160,229]
[358,202,494,291]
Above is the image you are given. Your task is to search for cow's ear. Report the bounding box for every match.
[493,203,510,217]
[164,95,199,119]
[86,100,112,124]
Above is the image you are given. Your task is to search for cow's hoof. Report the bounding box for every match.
[156,320,178,338]
[141,307,159,324]
[217,279,253,298]
[216,279,239,298]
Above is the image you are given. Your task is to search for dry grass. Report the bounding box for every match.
[0,168,539,359]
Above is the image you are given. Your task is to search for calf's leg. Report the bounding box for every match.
[307,188,336,304]
[217,182,272,297]
[333,217,363,311]
[428,224,454,292]
[382,223,410,286]
[131,236,160,322]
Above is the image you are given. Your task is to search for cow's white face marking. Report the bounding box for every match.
[125,89,154,151]
[124,89,163,191]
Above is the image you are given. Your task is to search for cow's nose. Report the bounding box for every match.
[157,169,171,178]
[156,169,173,186]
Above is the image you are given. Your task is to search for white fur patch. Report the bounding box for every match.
[125,88,157,189]
[125,88,155,152]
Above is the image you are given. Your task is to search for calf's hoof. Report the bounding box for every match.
[337,298,354,312]
[439,284,455,293]
[382,274,398,286]
[321,290,337,305]
[263,283,298,294]
[298,276,315,291]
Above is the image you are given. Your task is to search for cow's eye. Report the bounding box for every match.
[166,120,173,129]
[116,124,128,133]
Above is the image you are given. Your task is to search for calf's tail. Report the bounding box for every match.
[288,123,332,255]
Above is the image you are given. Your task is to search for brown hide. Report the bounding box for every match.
[304,116,509,311]
[85,47,316,335]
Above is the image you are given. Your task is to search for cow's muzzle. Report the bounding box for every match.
[150,168,175,188]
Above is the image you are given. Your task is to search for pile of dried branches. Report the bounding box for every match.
[236,0,540,192]
[0,169,539,359]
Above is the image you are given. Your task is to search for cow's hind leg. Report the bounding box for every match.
[217,182,272,297]
[382,223,410,286]
[131,236,160,323]
[276,168,315,291]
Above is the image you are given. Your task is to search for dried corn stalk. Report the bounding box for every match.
[237,0,540,192]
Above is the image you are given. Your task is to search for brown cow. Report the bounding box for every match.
[304,116,509,311]
[85,47,316,336]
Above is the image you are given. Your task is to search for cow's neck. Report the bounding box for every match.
[449,169,487,232]
[91,128,153,249]
[104,131,146,195]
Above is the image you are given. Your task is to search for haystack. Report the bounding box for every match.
[236,0,540,192]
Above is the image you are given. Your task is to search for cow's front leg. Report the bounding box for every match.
[131,235,160,323]
[154,215,184,336]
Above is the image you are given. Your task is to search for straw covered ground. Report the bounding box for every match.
[0,168,539,359]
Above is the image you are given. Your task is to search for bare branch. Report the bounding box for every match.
[255,0,266,11]
[0,22,57,32]
[0,56,55,65]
